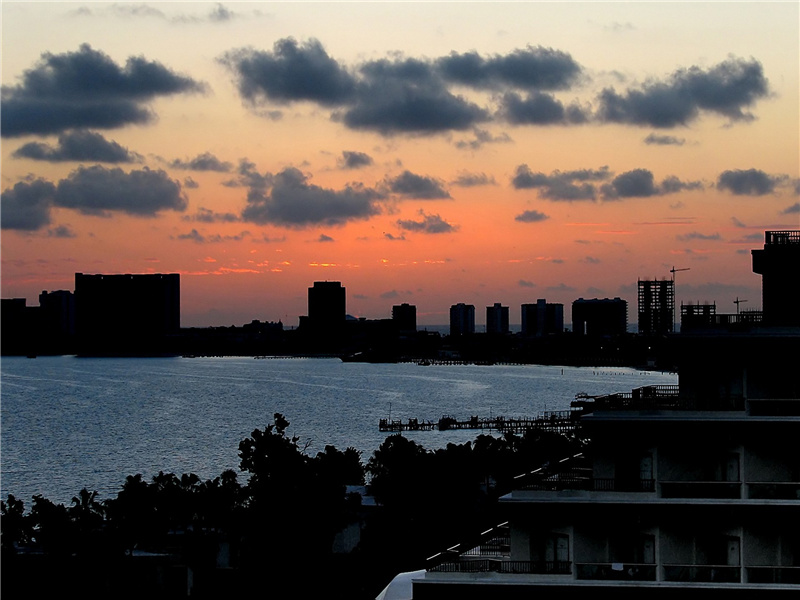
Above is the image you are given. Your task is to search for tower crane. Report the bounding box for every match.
[734,297,747,315]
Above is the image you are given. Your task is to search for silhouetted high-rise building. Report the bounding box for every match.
[39,290,75,354]
[450,303,475,336]
[486,303,509,334]
[392,303,416,333]
[572,298,628,336]
[638,279,673,335]
[752,230,800,326]
[75,273,180,356]
[308,281,346,333]
[521,299,564,337]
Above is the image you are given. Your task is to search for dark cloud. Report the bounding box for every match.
[518,280,536,288]
[220,38,356,106]
[731,217,748,228]
[450,172,496,187]
[602,169,702,199]
[782,203,800,214]
[209,3,236,22]
[54,166,187,216]
[170,152,233,172]
[184,177,199,189]
[184,207,240,223]
[676,231,722,241]
[318,234,334,242]
[342,57,489,134]
[12,130,142,163]
[454,128,512,150]
[397,211,457,234]
[1,178,57,230]
[601,169,658,199]
[644,133,685,146]
[436,46,582,91]
[1,44,205,137]
[386,170,451,199]
[597,57,770,128]
[717,168,787,196]
[515,210,549,223]
[384,232,406,241]
[512,165,610,200]
[176,229,251,243]
[499,92,590,125]
[240,166,383,227]
[47,225,77,238]
[339,150,373,169]
[659,175,704,194]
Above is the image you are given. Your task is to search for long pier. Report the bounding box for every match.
[379,411,578,435]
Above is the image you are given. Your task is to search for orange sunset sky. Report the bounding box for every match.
[2,1,798,328]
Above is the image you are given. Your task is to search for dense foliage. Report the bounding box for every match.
[2,414,583,598]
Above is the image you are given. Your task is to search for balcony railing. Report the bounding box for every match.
[747,482,800,500]
[660,481,741,499]
[747,566,800,584]
[663,564,741,583]
[429,559,571,574]
[576,563,656,581]
[525,476,655,493]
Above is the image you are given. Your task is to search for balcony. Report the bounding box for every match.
[747,566,800,584]
[747,482,800,500]
[660,481,742,499]
[576,563,656,581]
[582,386,746,412]
[663,564,741,583]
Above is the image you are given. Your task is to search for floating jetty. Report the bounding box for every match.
[379,410,578,435]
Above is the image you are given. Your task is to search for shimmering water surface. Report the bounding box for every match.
[1,356,676,505]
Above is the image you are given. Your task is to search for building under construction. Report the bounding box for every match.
[638,278,674,335]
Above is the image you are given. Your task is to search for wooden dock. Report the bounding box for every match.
[379,411,578,434]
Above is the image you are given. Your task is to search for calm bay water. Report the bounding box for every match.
[1,356,675,505]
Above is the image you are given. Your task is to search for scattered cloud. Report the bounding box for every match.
[515,210,549,223]
[644,133,685,146]
[239,166,383,227]
[1,44,205,137]
[518,279,536,288]
[175,229,251,243]
[499,92,590,125]
[47,225,77,238]
[2,166,186,230]
[511,164,610,200]
[1,178,57,230]
[597,57,770,127]
[454,128,512,150]
[220,38,356,106]
[450,171,496,187]
[435,46,582,91]
[12,130,143,163]
[339,150,374,169]
[716,168,788,196]
[547,283,577,292]
[184,177,199,189]
[384,232,406,241]
[783,203,800,214]
[54,165,187,216]
[170,152,233,172]
[397,211,458,234]
[318,234,334,242]
[676,231,722,241]
[183,207,240,223]
[385,170,451,199]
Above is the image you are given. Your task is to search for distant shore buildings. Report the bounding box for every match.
[3,231,798,364]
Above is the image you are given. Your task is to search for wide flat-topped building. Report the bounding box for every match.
[75,272,180,356]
